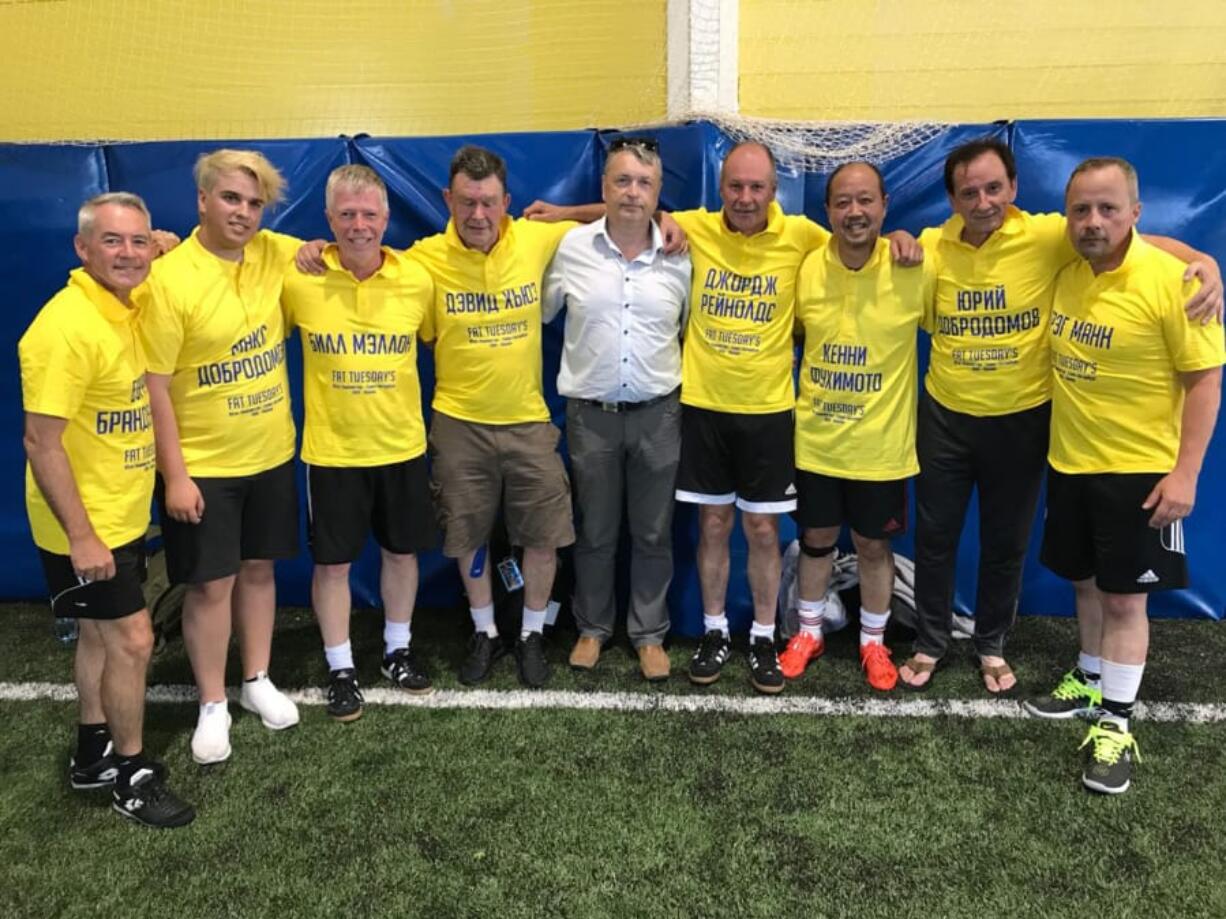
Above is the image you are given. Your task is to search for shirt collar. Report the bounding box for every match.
[321,244,402,279]
[68,268,138,322]
[718,200,786,240]
[184,225,263,268]
[940,204,1026,244]
[825,235,889,273]
[444,214,515,256]
[593,216,665,261]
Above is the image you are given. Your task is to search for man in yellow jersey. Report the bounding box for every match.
[899,138,1222,692]
[541,138,691,682]
[411,146,578,688]
[668,142,922,694]
[141,150,302,765]
[780,162,934,692]
[1027,158,1223,794]
[20,193,194,827]
[282,165,438,722]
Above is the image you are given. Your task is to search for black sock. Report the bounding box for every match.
[1101,698,1134,722]
[76,723,111,764]
[114,751,147,788]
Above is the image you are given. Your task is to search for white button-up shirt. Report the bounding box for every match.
[542,218,691,403]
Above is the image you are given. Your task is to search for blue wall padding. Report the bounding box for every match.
[3,120,1223,631]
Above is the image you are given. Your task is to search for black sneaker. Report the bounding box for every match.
[70,741,118,790]
[748,636,784,694]
[1023,670,1103,720]
[382,647,434,695]
[112,766,196,829]
[515,632,552,688]
[688,630,731,685]
[1080,719,1140,795]
[459,632,505,685]
[326,669,364,722]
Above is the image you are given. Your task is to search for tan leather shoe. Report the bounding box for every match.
[569,636,601,670]
[637,643,671,682]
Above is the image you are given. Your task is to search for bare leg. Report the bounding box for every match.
[696,504,735,616]
[182,575,236,703]
[95,611,155,757]
[233,559,276,680]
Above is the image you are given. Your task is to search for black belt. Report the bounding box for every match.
[575,388,677,414]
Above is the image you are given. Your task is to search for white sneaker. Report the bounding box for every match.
[239,672,300,730]
[191,703,232,765]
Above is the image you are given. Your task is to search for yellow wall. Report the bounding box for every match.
[4,0,1224,142]
[740,0,1226,121]
[0,0,666,141]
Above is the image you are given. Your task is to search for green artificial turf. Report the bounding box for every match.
[2,604,1226,918]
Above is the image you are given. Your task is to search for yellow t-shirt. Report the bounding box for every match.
[140,228,299,477]
[20,270,155,553]
[921,207,1076,416]
[673,203,830,414]
[1048,234,1225,474]
[410,216,575,424]
[282,246,434,466]
[795,238,933,480]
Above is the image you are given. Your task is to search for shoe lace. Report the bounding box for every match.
[1079,723,1141,765]
[696,630,725,660]
[1052,671,1093,701]
[862,643,891,669]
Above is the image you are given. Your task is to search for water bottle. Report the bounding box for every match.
[54,616,79,645]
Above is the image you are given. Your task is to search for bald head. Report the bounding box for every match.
[719,142,778,236]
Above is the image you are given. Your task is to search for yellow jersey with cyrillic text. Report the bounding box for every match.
[139,228,298,477]
[673,202,829,414]
[282,245,433,466]
[20,270,154,554]
[795,239,932,480]
[920,207,1075,416]
[410,216,574,424]
[1048,235,1225,474]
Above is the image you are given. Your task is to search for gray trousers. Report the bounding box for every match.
[565,392,681,646]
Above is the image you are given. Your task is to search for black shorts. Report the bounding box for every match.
[1040,468,1188,594]
[675,406,796,513]
[793,470,908,540]
[307,456,439,564]
[40,536,147,621]
[156,460,300,585]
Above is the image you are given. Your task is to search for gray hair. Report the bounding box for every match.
[77,192,151,236]
[1066,156,1140,205]
[325,164,389,212]
[603,143,663,180]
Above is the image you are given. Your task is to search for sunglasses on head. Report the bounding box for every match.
[608,136,660,154]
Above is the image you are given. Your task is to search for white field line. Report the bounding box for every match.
[1,681,1225,724]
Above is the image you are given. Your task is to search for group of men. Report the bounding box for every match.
[19,134,1223,834]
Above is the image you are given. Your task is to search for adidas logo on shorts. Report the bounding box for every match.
[1136,569,1160,585]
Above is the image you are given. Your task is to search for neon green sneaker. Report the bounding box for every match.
[1080,720,1141,795]
[1023,670,1102,720]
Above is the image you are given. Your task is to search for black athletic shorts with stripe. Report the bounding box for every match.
[1040,467,1188,594]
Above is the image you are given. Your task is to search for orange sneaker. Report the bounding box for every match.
[779,631,825,679]
[860,642,898,691]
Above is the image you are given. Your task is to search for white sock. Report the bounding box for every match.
[797,599,825,638]
[1077,651,1102,684]
[703,613,730,638]
[545,600,561,626]
[324,640,354,672]
[749,620,774,643]
[200,700,227,717]
[521,606,547,639]
[470,603,497,638]
[860,608,889,647]
[383,620,411,656]
[1100,659,1145,730]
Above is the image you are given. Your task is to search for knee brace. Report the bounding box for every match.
[799,541,836,559]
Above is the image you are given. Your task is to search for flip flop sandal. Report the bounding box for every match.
[980,660,1018,697]
[900,655,939,692]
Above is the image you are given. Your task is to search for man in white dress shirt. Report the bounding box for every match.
[542,138,691,680]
